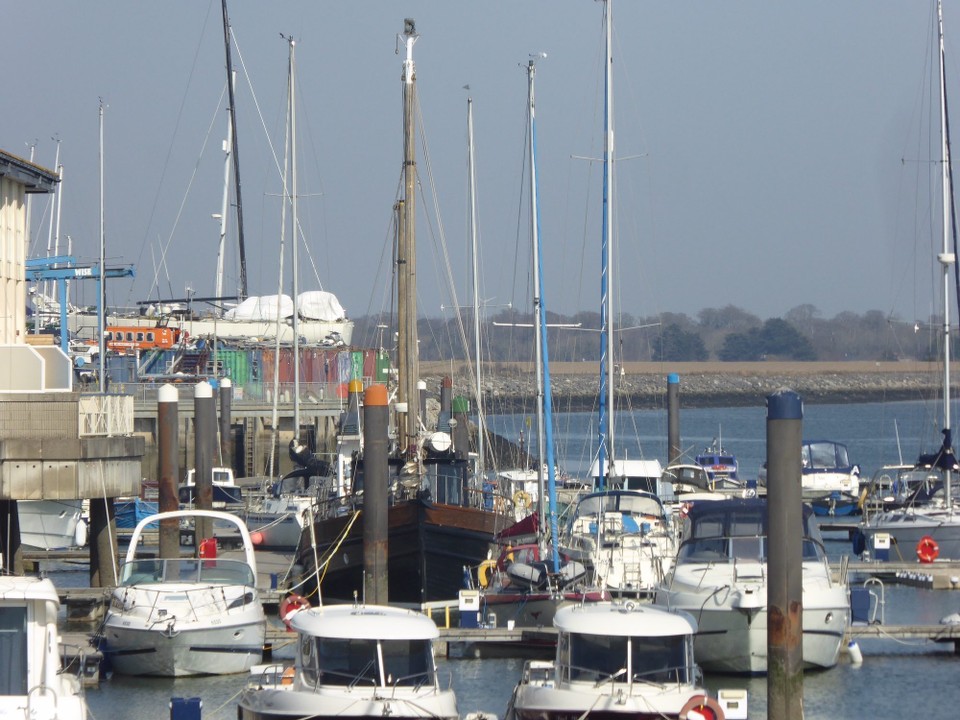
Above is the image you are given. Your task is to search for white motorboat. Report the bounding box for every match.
[505,600,730,720]
[560,488,676,597]
[654,498,848,674]
[0,575,88,720]
[18,499,87,550]
[99,509,265,676]
[237,602,459,720]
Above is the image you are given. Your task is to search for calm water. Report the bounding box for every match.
[487,398,951,481]
[75,400,960,718]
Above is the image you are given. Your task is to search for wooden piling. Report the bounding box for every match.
[363,384,389,605]
[158,384,179,559]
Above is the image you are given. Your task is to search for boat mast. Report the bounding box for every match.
[527,55,561,572]
[938,0,954,510]
[215,71,235,304]
[221,0,247,300]
[288,36,301,444]
[467,96,485,477]
[398,19,420,458]
[597,0,615,489]
[98,99,106,393]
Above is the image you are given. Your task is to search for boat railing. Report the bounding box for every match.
[26,684,62,717]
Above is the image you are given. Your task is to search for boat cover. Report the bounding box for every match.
[223,294,294,321]
[297,291,346,321]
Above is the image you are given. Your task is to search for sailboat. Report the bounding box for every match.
[468,57,603,628]
[292,19,509,605]
[859,0,960,561]
[67,0,353,349]
[241,36,328,551]
[556,0,676,598]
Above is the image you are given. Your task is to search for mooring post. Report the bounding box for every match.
[89,491,118,588]
[667,373,681,466]
[766,388,804,720]
[218,377,233,474]
[158,384,180,558]
[0,500,23,575]
[194,381,216,543]
[363,384,389,605]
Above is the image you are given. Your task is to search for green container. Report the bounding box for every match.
[216,349,250,384]
[374,350,392,383]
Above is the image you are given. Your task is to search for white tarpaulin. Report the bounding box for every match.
[223,294,294,321]
[297,291,346,321]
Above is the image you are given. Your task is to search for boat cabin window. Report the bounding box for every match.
[307,637,434,687]
[560,631,691,685]
[146,332,155,342]
[803,442,848,470]
[118,558,255,586]
[431,462,463,505]
[0,607,27,695]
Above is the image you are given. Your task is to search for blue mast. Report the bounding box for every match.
[526,55,561,573]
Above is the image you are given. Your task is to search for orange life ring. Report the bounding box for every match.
[679,694,725,720]
[279,593,311,630]
[917,535,940,563]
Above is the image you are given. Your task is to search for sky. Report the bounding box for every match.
[2,1,955,327]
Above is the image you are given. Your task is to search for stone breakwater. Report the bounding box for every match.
[421,361,947,410]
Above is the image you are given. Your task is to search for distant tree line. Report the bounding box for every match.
[348,303,948,363]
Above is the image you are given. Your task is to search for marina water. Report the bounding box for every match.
[68,400,960,718]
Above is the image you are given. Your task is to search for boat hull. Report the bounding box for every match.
[18,499,86,550]
[861,513,960,560]
[101,619,265,677]
[245,510,305,551]
[508,682,700,720]
[479,589,608,630]
[656,584,848,674]
[296,499,505,603]
[70,311,353,346]
[237,687,458,720]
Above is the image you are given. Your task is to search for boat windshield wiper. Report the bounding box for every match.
[593,667,626,688]
[348,659,377,689]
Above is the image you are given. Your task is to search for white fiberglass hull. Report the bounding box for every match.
[509,679,703,720]
[656,579,848,674]
[71,312,353,346]
[18,499,86,550]
[102,617,264,677]
[102,580,265,676]
[238,686,458,720]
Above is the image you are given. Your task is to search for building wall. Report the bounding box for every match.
[0,176,27,344]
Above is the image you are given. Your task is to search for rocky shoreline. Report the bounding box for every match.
[421,361,945,410]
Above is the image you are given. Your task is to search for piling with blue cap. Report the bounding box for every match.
[667,374,681,465]
[766,388,804,719]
